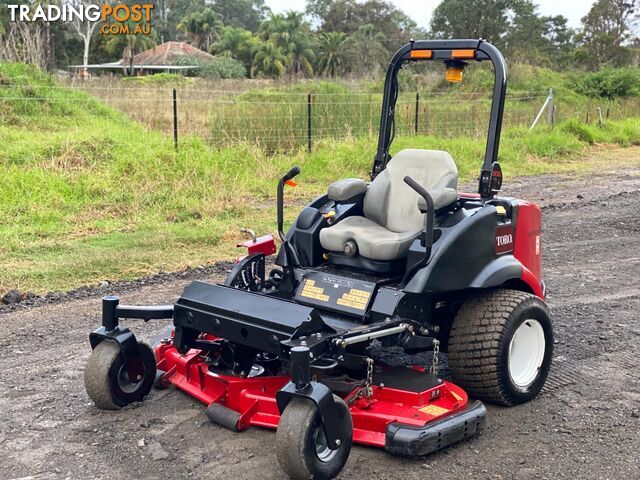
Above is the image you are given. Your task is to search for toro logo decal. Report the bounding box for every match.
[495,225,514,254]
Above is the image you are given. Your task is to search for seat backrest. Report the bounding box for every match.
[363,149,458,233]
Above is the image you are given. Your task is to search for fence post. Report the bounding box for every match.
[415,92,419,135]
[172,88,178,151]
[307,93,312,152]
[546,88,554,126]
[530,88,553,130]
[606,107,610,119]
[597,107,603,127]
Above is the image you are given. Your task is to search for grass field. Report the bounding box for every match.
[58,62,640,150]
[2,62,640,294]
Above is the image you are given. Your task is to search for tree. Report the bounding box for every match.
[177,7,224,52]
[430,0,514,46]
[104,22,157,76]
[0,17,49,70]
[68,0,107,74]
[210,26,256,70]
[309,0,416,51]
[251,39,287,77]
[346,24,389,77]
[577,0,639,69]
[315,32,349,77]
[158,0,204,43]
[504,1,573,67]
[209,0,270,33]
[258,12,314,77]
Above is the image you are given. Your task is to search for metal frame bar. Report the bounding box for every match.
[372,39,508,198]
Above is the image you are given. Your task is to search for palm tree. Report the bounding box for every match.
[105,24,157,76]
[251,40,287,78]
[348,24,389,77]
[177,8,224,52]
[210,26,255,69]
[257,11,314,77]
[316,32,348,77]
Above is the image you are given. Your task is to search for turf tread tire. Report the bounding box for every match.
[447,289,553,406]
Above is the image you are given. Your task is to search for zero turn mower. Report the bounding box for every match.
[84,39,553,479]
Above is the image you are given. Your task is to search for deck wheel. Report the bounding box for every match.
[84,340,156,410]
[276,395,352,480]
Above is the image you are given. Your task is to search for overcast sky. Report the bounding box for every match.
[264,0,595,29]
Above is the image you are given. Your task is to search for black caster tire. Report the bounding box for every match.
[84,340,157,410]
[448,289,554,406]
[276,395,352,480]
[153,369,170,390]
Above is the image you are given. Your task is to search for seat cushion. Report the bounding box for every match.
[418,187,458,211]
[328,178,368,202]
[320,216,421,261]
[363,149,458,233]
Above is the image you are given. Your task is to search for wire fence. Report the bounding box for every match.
[2,83,640,151]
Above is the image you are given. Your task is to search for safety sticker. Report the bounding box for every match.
[294,271,375,317]
[419,404,450,416]
[451,391,463,402]
[299,280,330,302]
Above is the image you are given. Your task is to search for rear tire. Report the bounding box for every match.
[276,395,352,480]
[447,289,553,406]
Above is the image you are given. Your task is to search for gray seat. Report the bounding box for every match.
[319,149,458,261]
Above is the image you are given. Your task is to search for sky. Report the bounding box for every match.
[264,0,596,29]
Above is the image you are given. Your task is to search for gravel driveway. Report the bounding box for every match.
[1,163,639,480]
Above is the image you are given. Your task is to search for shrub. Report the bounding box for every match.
[571,68,640,99]
[122,73,190,87]
[560,119,596,144]
[175,55,247,79]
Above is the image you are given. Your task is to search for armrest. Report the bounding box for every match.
[328,178,367,202]
[418,188,457,212]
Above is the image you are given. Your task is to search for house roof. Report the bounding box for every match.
[132,41,215,66]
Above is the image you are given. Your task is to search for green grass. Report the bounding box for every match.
[1,63,640,294]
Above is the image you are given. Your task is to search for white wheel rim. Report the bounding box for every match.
[313,424,338,462]
[508,319,546,388]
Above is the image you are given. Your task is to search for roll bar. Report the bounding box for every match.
[372,39,507,198]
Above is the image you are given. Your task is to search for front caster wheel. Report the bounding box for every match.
[84,340,156,410]
[276,395,352,480]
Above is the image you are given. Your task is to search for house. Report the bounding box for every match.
[70,41,214,76]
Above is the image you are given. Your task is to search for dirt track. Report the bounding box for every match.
[1,159,640,480]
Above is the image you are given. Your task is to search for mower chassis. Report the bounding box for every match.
[89,294,485,457]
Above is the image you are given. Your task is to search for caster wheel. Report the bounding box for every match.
[276,395,352,480]
[153,369,170,390]
[84,340,156,410]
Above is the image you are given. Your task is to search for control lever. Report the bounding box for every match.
[403,176,435,267]
[277,166,301,241]
[277,166,301,292]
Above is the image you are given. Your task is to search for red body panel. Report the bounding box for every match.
[155,343,469,448]
[237,234,277,256]
[514,200,544,298]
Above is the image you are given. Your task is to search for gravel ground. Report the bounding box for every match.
[1,163,639,480]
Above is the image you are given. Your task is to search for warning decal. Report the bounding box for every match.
[419,404,450,417]
[299,279,330,302]
[294,272,376,317]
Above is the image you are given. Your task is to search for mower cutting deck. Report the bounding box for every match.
[155,340,484,454]
[84,39,553,480]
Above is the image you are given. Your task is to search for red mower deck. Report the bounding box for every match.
[156,341,482,451]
